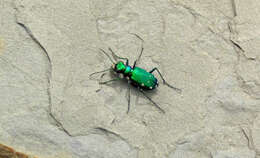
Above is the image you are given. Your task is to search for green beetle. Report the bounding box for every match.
[113,61,158,90]
[90,35,181,113]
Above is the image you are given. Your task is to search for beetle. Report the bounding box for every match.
[90,34,181,113]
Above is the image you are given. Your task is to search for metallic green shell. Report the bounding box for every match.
[131,67,157,89]
[124,66,132,74]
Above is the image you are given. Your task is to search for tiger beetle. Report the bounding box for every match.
[89,34,181,114]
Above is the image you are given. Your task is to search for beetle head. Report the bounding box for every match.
[112,61,126,73]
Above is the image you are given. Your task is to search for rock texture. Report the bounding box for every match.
[0,0,260,158]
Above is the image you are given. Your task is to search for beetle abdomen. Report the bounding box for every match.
[131,67,157,89]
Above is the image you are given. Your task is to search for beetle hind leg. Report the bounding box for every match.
[138,88,165,113]
[149,67,182,93]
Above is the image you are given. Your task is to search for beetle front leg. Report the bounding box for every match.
[89,68,111,79]
[149,67,182,93]
[99,78,120,85]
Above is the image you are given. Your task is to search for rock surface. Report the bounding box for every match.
[0,0,260,157]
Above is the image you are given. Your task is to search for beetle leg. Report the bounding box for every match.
[133,61,137,68]
[127,81,131,114]
[89,68,111,79]
[149,67,182,93]
[99,78,120,85]
[139,88,165,114]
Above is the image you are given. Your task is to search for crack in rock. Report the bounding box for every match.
[227,6,260,100]
[16,20,72,137]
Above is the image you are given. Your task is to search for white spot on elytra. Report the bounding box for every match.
[141,83,144,86]
[149,86,152,89]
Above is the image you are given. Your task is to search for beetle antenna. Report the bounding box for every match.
[129,33,144,67]
[89,68,111,78]
[99,49,116,64]
[109,48,128,61]
[129,33,144,42]
[109,48,129,65]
